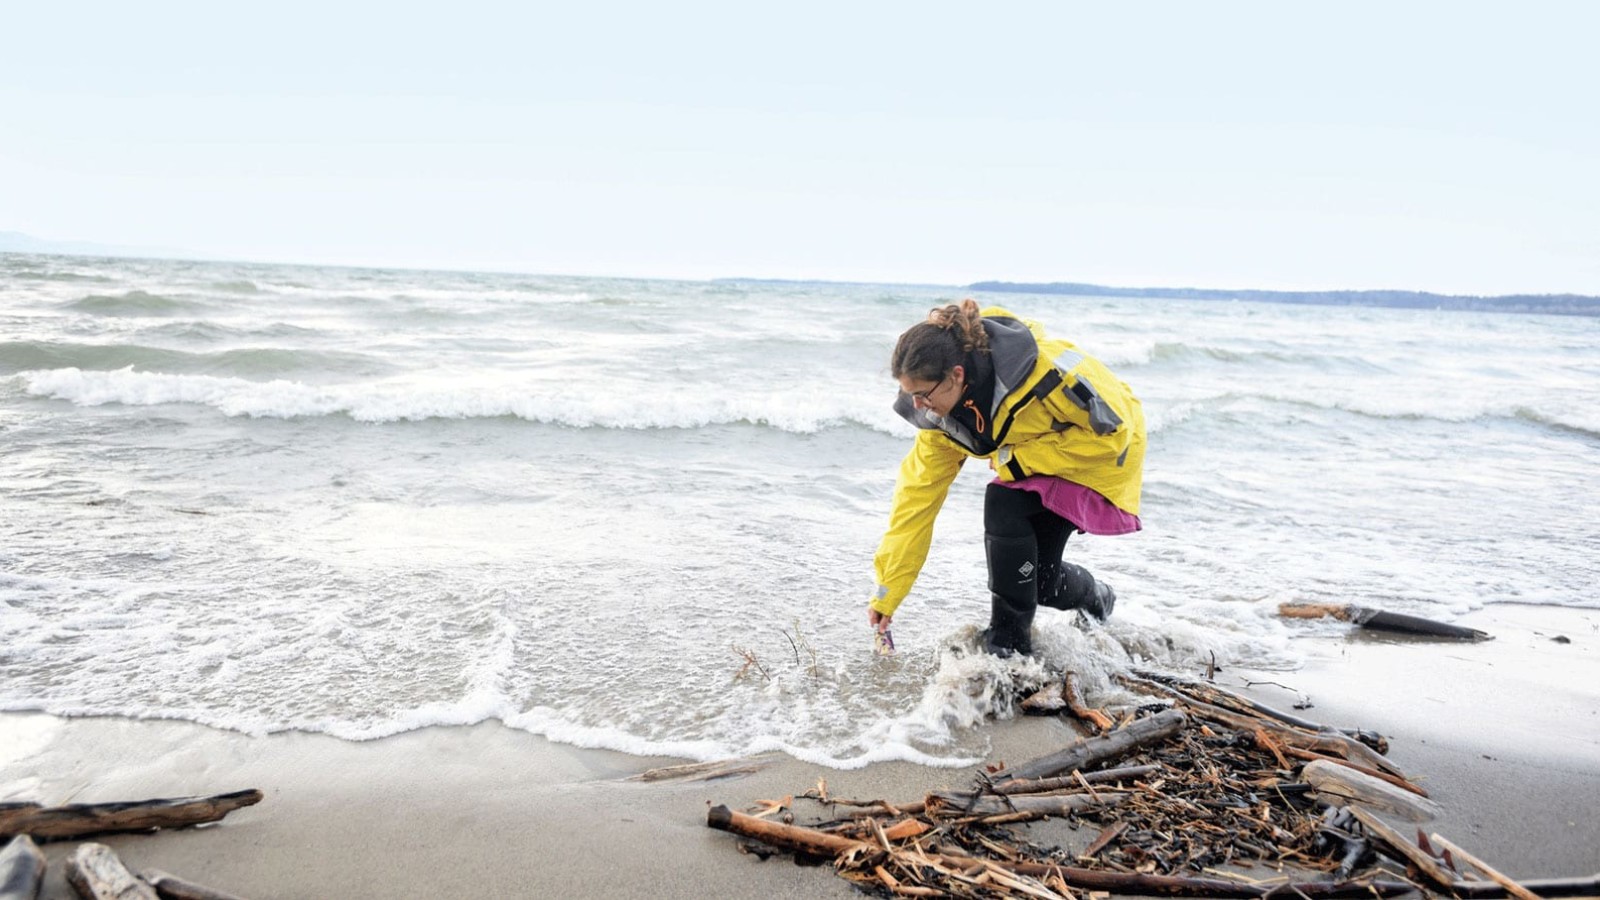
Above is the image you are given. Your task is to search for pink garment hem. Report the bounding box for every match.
[996,475,1142,536]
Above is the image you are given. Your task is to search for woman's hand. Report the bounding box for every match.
[867,607,892,633]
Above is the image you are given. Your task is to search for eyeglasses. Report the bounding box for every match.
[910,372,947,402]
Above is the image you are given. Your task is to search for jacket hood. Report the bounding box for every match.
[893,313,1039,442]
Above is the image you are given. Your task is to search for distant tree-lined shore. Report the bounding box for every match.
[968,281,1600,317]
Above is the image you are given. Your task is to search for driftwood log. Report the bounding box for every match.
[65,843,159,900]
[0,835,46,900]
[985,763,1161,796]
[924,789,1125,821]
[1278,602,1492,641]
[1303,760,1440,822]
[997,708,1186,782]
[707,805,870,858]
[0,791,261,841]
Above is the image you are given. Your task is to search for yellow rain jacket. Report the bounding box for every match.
[870,306,1145,618]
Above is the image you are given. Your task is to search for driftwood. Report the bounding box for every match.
[1133,669,1386,749]
[1021,673,1114,732]
[924,789,1125,821]
[1430,833,1544,900]
[1161,691,1407,779]
[1279,745,1428,798]
[1278,602,1492,641]
[1452,874,1600,898]
[1344,806,1457,890]
[710,804,1418,897]
[139,870,252,900]
[1020,683,1068,714]
[0,791,261,841]
[998,708,1186,782]
[708,688,1598,899]
[707,805,870,858]
[65,843,159,900]
[1061,672,1114,732]
[944,852,1419,898]
[0,835,46,900]
[1303,759,1440,822]
[986,764,1161,796]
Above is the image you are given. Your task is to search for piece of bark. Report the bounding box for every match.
[1062,672,1114,732]
[65,844,158,900]
[1019,682,1067,714]
[0,835,46,900]
[1430,834,1544,900]
[138,870,251,900]
[1081,821,1127,858]
[1304,760,1440,822]
[923,789,1124,821]
[997,709,1187,783]
[0,792,261,841]
[1345,806,1456,890]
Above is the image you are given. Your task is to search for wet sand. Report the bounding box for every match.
[3,604,1595,898]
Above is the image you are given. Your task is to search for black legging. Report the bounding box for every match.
[984,482,1097,610]
[985,482,1072,587]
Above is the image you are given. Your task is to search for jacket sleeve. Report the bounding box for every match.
[871,429,966,617]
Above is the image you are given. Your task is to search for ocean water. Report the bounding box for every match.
[3,253,1597,768]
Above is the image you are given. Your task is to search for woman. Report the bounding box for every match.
[869,299,1145,656]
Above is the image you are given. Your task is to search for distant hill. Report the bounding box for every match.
[968,280,1600,317]
[0,230,181,259]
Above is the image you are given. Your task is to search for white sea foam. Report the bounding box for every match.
[6,255,1597,770]
[21,364,1594,441]
[14,367,903,434]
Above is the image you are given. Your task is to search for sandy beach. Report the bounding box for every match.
[4,603,1596,899]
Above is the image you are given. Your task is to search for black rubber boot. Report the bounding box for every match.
[1039,562,1097,611]
[1085,581,1116,622]
[1040,563,1117,622]
[982,534,1037,657]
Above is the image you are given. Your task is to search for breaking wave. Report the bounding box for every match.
[0,342,388,378]
[63,290,210,316]
[15,367,900,434]
[16,366,1597,441]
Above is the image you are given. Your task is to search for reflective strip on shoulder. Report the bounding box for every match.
[1052,348,1085,371]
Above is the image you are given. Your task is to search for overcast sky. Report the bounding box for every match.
[4,2,1597,293]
